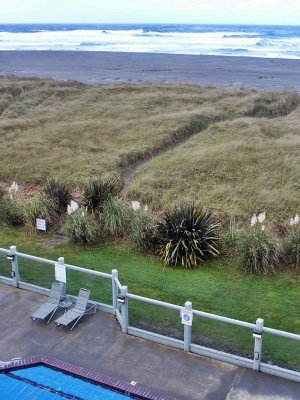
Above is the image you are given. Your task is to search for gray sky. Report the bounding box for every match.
[1,0,300,25]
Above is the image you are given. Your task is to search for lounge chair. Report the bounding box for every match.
[31,282,65,324]
[55,288,96,330]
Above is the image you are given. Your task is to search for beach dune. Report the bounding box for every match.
[0,50,300,92]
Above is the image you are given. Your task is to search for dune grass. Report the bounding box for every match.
[0,77,299,220]
[0,80,297,162]
[129,112,300,220]
[1,77,250,182]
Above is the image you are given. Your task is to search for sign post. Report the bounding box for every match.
[55,262,66,284]
[181,301,193,352]
[182,306,193,326]
[36,218,47,232]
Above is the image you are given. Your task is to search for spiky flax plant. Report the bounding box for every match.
[157,204,220,268]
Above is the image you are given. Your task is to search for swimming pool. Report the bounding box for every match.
[0,365,135,399]
[0,356,174,400]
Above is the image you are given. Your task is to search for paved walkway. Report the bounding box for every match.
[0,284,298,399]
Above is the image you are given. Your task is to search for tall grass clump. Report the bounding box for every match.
[83,179,119,214]
[22,194,56,234]
[43,178,72,215]
[102,198,133,237]
[0,195,24,226]
[220,218,239,257]
[237,213,279,275]
[157,204,220,269]
[128,211,158,253]
[64,211,102,245]
[283,215,300,270]
[246,91,300,118]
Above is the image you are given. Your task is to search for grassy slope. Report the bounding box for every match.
[0,227,299,369]
[0,77,299,219]
[0,77,254,182]
[130,111,300,219]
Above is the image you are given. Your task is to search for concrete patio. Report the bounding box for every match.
[0,284,299,400]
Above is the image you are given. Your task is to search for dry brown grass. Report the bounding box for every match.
[129,111,300,220]
[0,76,299,219]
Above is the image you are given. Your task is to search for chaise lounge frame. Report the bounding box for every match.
[55,288,96,330]
[30,282,66,324]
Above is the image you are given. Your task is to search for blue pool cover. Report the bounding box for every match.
[0,365,135,399]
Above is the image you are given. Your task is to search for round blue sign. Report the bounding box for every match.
[183,313,191,321]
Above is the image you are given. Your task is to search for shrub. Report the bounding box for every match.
[283,216,300,270]
[128,211,158,253]
[102,198,133,237]
[237,218,279,275]
[43,178,72,215]
[83,179,119,213]
[0,195,24,226]
[22,194,56,234]
[157,204,220,268]
[64,211,102,245]
[220,218,239,256]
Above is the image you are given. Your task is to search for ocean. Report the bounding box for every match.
[0,23,300,59]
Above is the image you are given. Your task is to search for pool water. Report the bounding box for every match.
[0,365,135,399]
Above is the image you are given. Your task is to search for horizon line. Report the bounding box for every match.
[0,22,300,27]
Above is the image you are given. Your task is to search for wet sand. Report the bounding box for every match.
[0,50,300,92]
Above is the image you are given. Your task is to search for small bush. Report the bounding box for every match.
[22,194,56,234]
[43,178,72,215]
[237,225,279,275]
[128,211,158,253]
[0,195,24,226]
[83,179,119,213]
[283,222,300,270]
[64,211,102,245]
[157,204,220,268]
[102,198,133,237]
[220,219,239,256]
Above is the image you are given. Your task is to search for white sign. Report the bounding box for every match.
[181,308,193,326]
[55,263,66,283]
[36,218,47,231]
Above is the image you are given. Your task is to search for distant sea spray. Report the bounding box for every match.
[0,24,300,59]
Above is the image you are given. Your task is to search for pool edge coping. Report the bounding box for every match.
[0,355,175,400]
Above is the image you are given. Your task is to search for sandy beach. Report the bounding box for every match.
[0,51,300,92]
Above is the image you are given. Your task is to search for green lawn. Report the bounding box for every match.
[0,227,299,370]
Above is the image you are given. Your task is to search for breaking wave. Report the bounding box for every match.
[0,23,299,59]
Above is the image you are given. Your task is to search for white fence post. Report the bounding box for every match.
[121,285,128,334]
[253,318,264,371]
[10,245,20,287]
[112,269,118,315]
[183,301,192,352]
[57,256,66,295]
